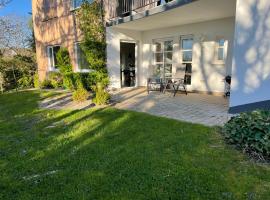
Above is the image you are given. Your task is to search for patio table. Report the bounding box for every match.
[163,78,188,97]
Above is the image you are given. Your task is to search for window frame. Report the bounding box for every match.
[71,0,93,11]
[181,36,193,64]
[152,38,174,79]
[180,35,194,85]
[74,42,91,73]
[215,37,227,64]
[47,45,61,72]
[42,0,57,20]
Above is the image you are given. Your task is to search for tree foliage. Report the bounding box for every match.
[0,0,12,8]
[0,16,31,54]
[76,1,110,104]
[0,54,36,90]
[27,18,36,51]
[56,47,72,74]
[223,110,270,161]
[76,1,107,73]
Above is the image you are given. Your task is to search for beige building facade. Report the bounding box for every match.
[33,0,80,80]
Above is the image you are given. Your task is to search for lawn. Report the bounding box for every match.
[0,91,270,199]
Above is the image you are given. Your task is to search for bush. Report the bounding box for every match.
[72,87,89,102]
[40,79,53,89]
[56,47,72,74]
[63,73,75,90]
[63,72,93,91]
[92,82,110,105]
[48,72,63,88]
[0,54,36,91]
[88,71,109,88]
[34,73,39,88]
[17,76,33,88]
[223,110,270,160]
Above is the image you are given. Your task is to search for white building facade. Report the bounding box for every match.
[106,0,270,113]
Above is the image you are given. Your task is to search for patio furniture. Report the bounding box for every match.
[147,77,164,94]
[162,65,188,97]
[224,75,231,98]
[163,78,188,97]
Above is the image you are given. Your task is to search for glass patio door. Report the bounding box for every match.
[180,36,193,85]
[153,40,173,79]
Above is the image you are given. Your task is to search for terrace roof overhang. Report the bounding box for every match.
[107,0,236,31]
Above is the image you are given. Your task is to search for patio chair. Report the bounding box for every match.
[147,77,164,94]
[163,66,188,97]
[163,78,187,97]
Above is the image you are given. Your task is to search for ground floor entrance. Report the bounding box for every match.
[120,42,136,88]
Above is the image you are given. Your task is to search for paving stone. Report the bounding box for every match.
[111,87,229,126]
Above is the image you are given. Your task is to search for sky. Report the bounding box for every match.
[0,0,32,17]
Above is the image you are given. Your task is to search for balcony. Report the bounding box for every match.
[108,0,174,19]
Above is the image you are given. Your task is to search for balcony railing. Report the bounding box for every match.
[108,0,172,19]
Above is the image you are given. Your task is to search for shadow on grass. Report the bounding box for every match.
[1,91,270,199]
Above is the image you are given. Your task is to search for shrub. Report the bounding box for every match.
[17,76,33,88]
[63,73,93,91]
[0,54,36,91]
[223,110,270,160]
[72,87,89,102]
[73,73,84,89]
[92,82,110,105]
[76,1,110,100]
[48,72,63,89]
[56,47,72,74]
[40,79,53,89]
[63,73,75,90]
[34,73,39,88]
[88,71,109,88]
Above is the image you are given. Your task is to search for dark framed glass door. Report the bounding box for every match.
[120,42,136,87]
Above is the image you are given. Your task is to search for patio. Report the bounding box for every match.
[111,87,229,126]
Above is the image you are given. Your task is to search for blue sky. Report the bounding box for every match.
[0,0,32,17]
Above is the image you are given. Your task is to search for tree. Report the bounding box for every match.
[76,1,110,105]
[27,18,36,51]
[0,0,12,8]
[0,14,35,92]
[0,16,31,55]
[76,1,106,73]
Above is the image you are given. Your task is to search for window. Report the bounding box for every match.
[43,0,57,20]
[47,45,60,71]
[181,36,193,85]
[75,43,90,72]
[216,38,226,61]
[153,40,173,79]
[181,38,193,62]
[71,0,93,10]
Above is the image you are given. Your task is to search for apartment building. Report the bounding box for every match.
[33,0,270,113]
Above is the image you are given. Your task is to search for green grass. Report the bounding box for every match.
[0,91,270,200]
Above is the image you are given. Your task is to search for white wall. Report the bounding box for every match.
[107,17,235,93]
[230,0,270,107]
[142,17,235,93]
[106,27,142,88]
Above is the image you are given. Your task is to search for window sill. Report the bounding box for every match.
[70,1,94,12]
[212,61,225,65]
[70,7,80,12]
[76,69,92,73]
[48,68,60,72]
